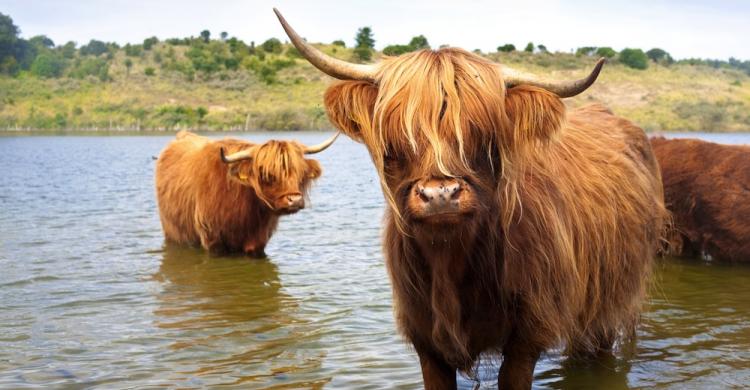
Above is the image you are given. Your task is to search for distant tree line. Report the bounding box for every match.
[2,10,749,85]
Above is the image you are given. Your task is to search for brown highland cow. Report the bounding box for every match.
[651,136,750,262]
[155,130,337,256]
[275,9,667,389]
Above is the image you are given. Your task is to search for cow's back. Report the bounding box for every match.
[651,137,750,262]
[155,132,210,246]
[504,103,667,354]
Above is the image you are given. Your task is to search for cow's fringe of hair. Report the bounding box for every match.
[325,48,667,371]
[228,140,316,208]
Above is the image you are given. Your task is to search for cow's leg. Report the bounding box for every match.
[415,345,456,390]
[498,339,541,390]
[243,240,267,258]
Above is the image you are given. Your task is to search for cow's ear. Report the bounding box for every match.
[504,85,566,143]
[324,81,378,141]
[228,162,251,183]
[305,159,322,179]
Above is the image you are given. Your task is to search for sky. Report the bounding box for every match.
[2,0,749,60]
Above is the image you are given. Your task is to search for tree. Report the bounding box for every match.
[619,48,649,70]
[355,27,375,49]
[0,12,19,60]
[124,58,133,75]
[524,42,534,52]
[60,41,76,59]
[143,36,158,50]
[29,35,54,49]
[30,53,65,78]
[220,31,228,41]
[200,30,210,43]
[595,47,616,58]
[408,35,429,50]
[332,40,346,47]
[646,48,673,64]
[536,44,548,53]
[353,46,372,62]
[80,40,109,56]
[261,38,282,54]
[576,46,597,56]
[497,44,515,52]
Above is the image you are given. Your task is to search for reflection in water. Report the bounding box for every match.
[152,245,330,388]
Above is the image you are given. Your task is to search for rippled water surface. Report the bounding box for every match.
[1,132,749,389]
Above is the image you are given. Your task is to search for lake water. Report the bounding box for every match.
[1,132,749,389]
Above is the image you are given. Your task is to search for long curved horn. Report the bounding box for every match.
[499,57,606,98]
[220,147,253,163]
[304,132,340,154]
[273,8,377,82]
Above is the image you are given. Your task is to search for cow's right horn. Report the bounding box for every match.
[304,132,340,154]
[220,147,253,163]
[274,8,377,82]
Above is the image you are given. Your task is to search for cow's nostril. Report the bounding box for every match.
[417,186,431,203]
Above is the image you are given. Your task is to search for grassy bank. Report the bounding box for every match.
[1,43,749,132]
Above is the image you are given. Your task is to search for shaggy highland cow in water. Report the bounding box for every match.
[274,9,667,389]
[651,136,750,262]
[155,130,337,256]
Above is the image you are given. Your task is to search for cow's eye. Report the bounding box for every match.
[262,174,275,184]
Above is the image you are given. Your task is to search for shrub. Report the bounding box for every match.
[353,46,372,62]
[408,35,429,50]
[383,44,412,56]
[143,37,158,50]
[619,48,649,70]
[646,48,674,64]
[261,38,282,54]
[497,44,515,52]
[79,40,109,56]
[69,57,110,80]
[576,46,597,56]
[124,44,142,57]
[144,67,155,76]
[30,53,66,78]
[332,40,346,47]
[595,47,616,58]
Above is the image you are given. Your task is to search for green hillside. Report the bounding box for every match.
[1,14,749,132]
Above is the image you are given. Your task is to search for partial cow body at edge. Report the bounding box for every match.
[651,136,750,262]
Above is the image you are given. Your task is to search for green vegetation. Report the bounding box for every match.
[383,34,431,56]
[1,11,749,132]
[619,48,649,70]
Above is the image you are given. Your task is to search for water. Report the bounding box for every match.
[1,132,749,389]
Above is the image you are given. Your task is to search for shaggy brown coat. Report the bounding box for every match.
[651,136,750,262]
[155,131,322,256]
[324,48,667,389]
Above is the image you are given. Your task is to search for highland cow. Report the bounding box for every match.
[275,9,667,389]
[651,136,750,262]
[155,130,337,256]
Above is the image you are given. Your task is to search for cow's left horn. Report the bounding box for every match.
[220,147,253,163]
[499,58,606,98]
[274,8,377,82]
[304,132,340,154]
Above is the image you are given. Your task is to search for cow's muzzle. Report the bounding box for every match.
[408,178,476,225]
[275,193,305,214]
